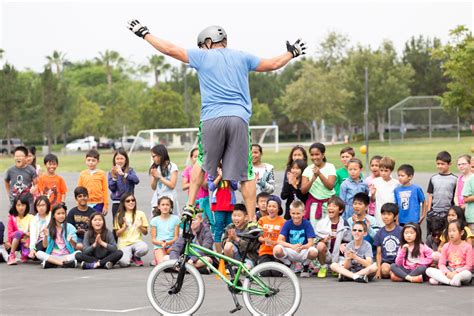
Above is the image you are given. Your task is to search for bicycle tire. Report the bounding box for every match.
[146,259,205,315]
[242,262,301,316]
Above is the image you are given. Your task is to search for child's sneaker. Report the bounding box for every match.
[317,265,328,278]
[0,246,9,262]
[310,259,321,273]
[149,259,157,267]
[81,261,97,270]
[409,275,423,283]
[338,274,350,282]
[7,254,17,265]
[292,262,303,273]
[132,256,144,267]
[354,275,369,283]
[390,271,403,282]
[429,278,439,285]
[63,260,77,268]
[20,255,28,263]
[42,260,56,269]
[104,262,114,270]
[300,265,311,278]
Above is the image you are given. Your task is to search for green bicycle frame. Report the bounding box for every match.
[183,242,271,296]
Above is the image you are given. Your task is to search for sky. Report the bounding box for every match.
[0,0,472,72]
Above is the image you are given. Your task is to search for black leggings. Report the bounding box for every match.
[390,263,427,279]
[76,250,123,267]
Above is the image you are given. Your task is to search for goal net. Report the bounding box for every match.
[129,125,279,154]
[388,96,461,144]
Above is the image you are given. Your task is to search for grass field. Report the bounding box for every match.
[0,137,472,173]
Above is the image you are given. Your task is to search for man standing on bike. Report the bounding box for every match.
[128,20,306,221]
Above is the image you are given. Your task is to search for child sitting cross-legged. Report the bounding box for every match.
[390,222,433,283]
[330,221,378,283]
[75,213,123,270]
[222,204,260,269]
[426,219,472,287]
[169,213,214,274]
[315,196,351,278]
[273,200,318,277]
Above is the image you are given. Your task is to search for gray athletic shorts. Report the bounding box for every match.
[197,116,254,181]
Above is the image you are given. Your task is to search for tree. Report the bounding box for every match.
[0,63,25,152]
[402,36,447,96]
[70,96,103,137]
[41,67,60,152]
[139,89,186,129]
[96,50,125,89]
[46,50,67,77]
[316,31,349,70]
[250,98,273,125]
[282,61,351,141]
[344,41,414,141]
[432,25,474,121]
[0,48,4,61]
[141,55,171,91]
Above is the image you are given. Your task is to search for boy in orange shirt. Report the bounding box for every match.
[77,149,109,215]
[37,154,67,207]
[258,195,286,276]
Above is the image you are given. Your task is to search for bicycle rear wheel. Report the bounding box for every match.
[146,259,205,315]
[242,262,301,316]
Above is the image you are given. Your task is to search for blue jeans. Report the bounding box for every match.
[213,211,233,242]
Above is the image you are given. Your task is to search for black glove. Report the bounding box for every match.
[286,39,306,58]
[127,19,150,39]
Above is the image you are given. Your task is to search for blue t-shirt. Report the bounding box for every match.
[280,219,316,245]
[187,48,260,123]
[150,215,180,249]
[394,184,425,224]
[373,225,402,263]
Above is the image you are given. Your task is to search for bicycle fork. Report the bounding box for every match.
[226,263,243,314]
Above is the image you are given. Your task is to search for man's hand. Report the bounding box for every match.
[127,19,150,39]
[286,39,306,58]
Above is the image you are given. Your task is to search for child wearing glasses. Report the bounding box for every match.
[114,193,149,267]
[330,221,377,283]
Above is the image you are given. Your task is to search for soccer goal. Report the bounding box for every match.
[129,125,279,155]
[388,96,461,144]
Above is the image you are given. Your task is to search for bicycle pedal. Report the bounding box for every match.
[229,305,243,313]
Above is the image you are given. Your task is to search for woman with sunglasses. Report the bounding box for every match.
[114,193,149,267]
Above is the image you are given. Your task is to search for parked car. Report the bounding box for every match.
[65,137,97,151]
[98,137,114,149]
[0,138,24,154]
[114,136,152,152]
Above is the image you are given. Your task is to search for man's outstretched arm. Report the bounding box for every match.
[256,39,306,72]
[128,19,189,63]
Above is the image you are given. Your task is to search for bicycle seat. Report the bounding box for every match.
[237,228,263,240]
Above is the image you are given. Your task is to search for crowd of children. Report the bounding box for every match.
[1,144,473,288]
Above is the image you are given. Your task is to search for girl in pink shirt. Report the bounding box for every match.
[454,154,471,209]
[426,220,473,286]
[390,223,433,283]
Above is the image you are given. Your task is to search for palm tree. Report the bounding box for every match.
[46,50,67,77]
[142,55,171,90]
[96,50,125,89]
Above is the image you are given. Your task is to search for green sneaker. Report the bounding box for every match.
[182,204,197,217]
[247,221,259,229]
[317,265,327,278]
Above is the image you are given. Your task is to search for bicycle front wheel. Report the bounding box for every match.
[146,259,205,315]
[242,262,301,316]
